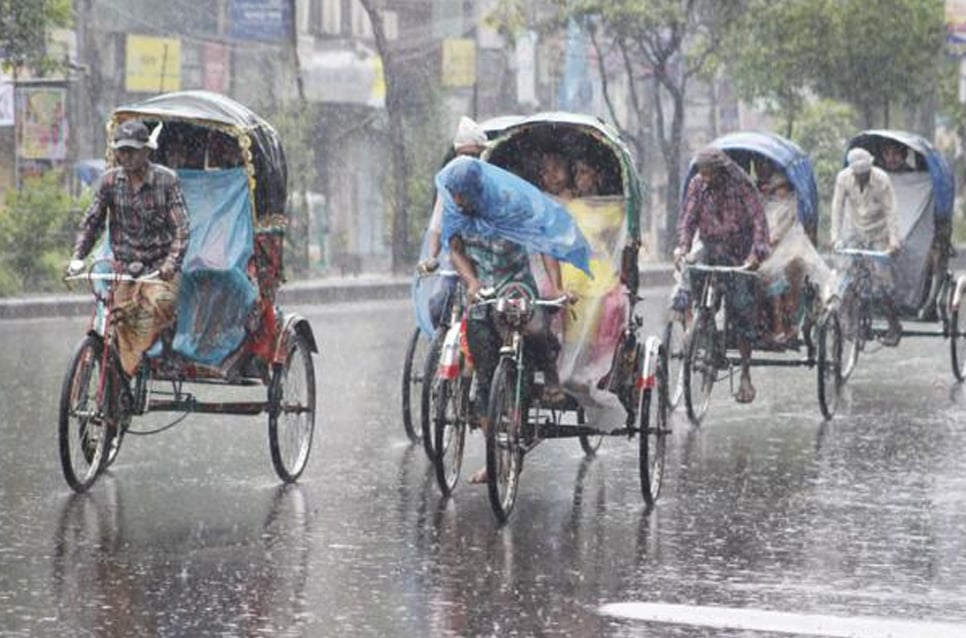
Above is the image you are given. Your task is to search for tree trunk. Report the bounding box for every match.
[359,0,409,273]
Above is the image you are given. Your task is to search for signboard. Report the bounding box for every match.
[203,42,231,92]
[230,0,291,42]
[15,86,68,160]
[441,38,476,88]
[126,35,182,92]
[0,73,13,126]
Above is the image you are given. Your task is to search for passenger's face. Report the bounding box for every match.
[882,145,905,170]
[539,154,570,194]
[573,160,599,196]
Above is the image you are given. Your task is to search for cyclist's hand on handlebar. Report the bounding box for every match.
[417,257,439,274]
[672,246,686,271]
[742,255,760,272]
[159,264,176,282]
[887,242,901,256]
[65,259,85,277]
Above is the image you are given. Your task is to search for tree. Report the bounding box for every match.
[0,0,72,72]
[535,0,743,254]
[0,170,82,294]
[726,0,945,131]
[357,0,410,273]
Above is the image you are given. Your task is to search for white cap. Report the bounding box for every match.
[452,116,487,150]
[847,147,873,174]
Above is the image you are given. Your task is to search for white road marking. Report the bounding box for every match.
[598,602,966,637]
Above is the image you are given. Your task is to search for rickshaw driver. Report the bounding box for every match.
[830,147,902,345]
[438,156,590,484]
[674,147,771,404]
[67,119,190,377]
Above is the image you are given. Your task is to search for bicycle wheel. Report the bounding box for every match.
[486,359,524,524]
[268,332,316,483]
[951,301,966,381]
[419,329,446,460]
[59,335,111,492]
[682,310,717,426]
[817,311,843,420]
[401,327,430,443]
[433,376,468,496]
[663,315,687,410]
[838,296,862,381]
[638,343,669,508]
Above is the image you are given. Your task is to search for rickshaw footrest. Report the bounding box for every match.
[148,399,267,415]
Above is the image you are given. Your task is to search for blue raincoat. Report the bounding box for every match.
[436,157,592,275]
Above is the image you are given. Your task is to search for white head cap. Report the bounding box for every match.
[452,116,487,151]
[847,147,873,174]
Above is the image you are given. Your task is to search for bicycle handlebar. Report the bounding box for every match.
[684,263,761,277]
[65,271,161,283]
[835,248,891,260]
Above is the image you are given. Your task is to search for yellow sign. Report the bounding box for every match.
[442,38,476,87]
[125,35,182,92]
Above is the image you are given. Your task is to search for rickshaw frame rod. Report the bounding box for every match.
[725,356,818,368]
[150,376,266,387]
[535,422,633,439]
[148,399,268,415]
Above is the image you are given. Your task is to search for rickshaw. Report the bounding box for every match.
[425,112,668,523]
[834,130,965,380]
[402,115,523,459]
[59,90,318,492]
[671,131,843,424]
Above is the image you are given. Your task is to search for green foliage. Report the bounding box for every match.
[0,170,82,295]
[790,99,859,246]
[0,0,72,72]
[726,0,944,129]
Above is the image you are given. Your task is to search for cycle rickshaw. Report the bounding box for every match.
[833,130,965,380]
[59,90,318,492]
[671,131,843,424]
[425,112,667,523]
[403,116,523,457]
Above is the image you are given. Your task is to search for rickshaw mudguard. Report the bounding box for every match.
[637,335,663,390]
[273,311,319,364]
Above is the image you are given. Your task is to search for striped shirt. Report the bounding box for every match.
[72,162,189,273]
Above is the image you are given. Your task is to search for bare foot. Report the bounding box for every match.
[736,377,756,404]
[469,467,489,484]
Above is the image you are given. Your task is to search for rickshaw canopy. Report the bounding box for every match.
[685,130,819,240]
[846,129,954,220]
[110,90,288,222]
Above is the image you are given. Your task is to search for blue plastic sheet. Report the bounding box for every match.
[168,168,257,366]
[436,157,592,275]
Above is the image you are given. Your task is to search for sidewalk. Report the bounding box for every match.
[0,262,676,321]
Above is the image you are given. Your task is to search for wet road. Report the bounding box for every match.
[2,291,966,637]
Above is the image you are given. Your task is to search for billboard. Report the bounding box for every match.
[126,35,182,92]
[442,38,476,88]
[15,85,68,161]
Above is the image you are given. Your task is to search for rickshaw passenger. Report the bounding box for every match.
[831,147,903,345]
[438,157,588,483]
[759,172,834,343]
[539,151,577,200]
[674,147,770,404]
[573,158,602,197]
[67,119,190,376]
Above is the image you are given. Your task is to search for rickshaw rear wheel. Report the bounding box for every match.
[682,309,716,426]
[433,376,469,496]
[663,315,687,410]
[817,311,843,420]
[401,327,429,444]
[268,333,316,483]
[951,302,966,381]
[419,328,446,460]
[486,359,523,524]
[59,335,111,493]
[638,344,669,508]
[839,295,863,381]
